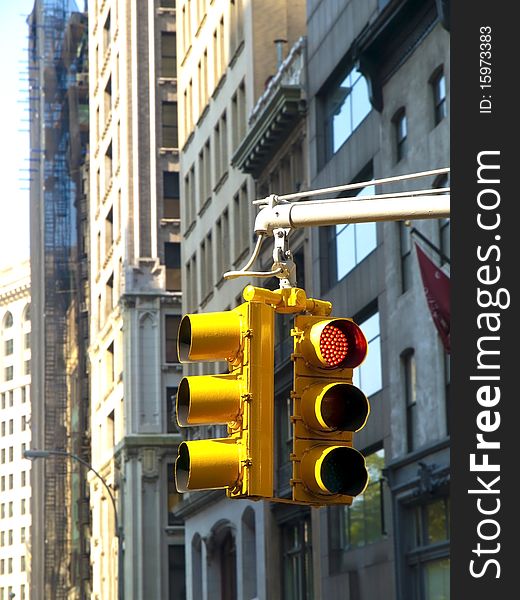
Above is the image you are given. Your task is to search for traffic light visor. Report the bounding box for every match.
[177,311,242,362]
[177,375,242,427]
[175,439,241,492]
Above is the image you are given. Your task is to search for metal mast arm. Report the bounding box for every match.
[254,194,450,234]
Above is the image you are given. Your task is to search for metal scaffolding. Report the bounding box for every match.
[28,1,90,598]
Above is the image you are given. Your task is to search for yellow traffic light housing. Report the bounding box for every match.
[291,315,370,505]
[175,300,274,500]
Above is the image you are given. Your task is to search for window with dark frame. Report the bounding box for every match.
[161,31,177,79]
[219,530,237,600]
[320,166,377,293]
[168,544,187,600]
[338,447,386,551]
[399,220,413,293]
[434,174,450,266]
[165,242,181,292]
[352,309,382,398]
[162,101,179,148]
[3,312,13,329]
[163,171,180,219]
[402,348,418,453]
[393,108,407,162]
[322,66,371,160]
[275,388,293,496]
[430,67,447,126]
[281,515,313,600]
[406,497,450,600]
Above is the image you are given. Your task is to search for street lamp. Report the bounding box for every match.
[24,449,124,600]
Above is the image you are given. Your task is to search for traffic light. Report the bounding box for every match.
[175,300,275,500]
[291,315,370,505]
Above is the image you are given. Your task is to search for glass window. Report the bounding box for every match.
[164,172,180,219]
[3,312,13,329]
[407,498,450,600]
[431,68,447,125]
[216,209,230,278]
[4,339,13,356]
[281,516,313,600]
[162,102,179,148]
[334,184,377,282]
[399,220,413,293]
[434,174,450,266]
[340,448,385,549]
[219,530,237,600]
[321,175,377,292]
[324,68,371,156]
[393,109,407,162]
[275,389,293,495]
[168,545,186,600]
[161,32,177,79]
[402,349,418,452]
[165,242,181,292]
[353,312,382,397]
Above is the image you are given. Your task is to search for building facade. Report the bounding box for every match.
[175,1,450,599]
[87,0,184,598]
[175,1,311,599]
[28,2,92,598]
[305,0,450,598]
[0,262,31,600]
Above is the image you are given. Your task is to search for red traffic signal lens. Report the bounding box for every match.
[316,319,367,369]
[319,324,349,367]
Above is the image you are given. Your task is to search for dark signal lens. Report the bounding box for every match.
[319,324,349,367]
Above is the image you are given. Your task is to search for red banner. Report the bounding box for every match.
[415,242,451,353]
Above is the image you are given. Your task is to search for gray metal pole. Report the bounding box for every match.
[254,194,450,234]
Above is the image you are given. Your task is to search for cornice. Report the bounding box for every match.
[0,283,31,306]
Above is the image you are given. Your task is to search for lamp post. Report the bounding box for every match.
[24,449,124,600]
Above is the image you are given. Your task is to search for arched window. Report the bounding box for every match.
[3,311,13,330]
[219,530,237,600]
[207,521,237,600]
